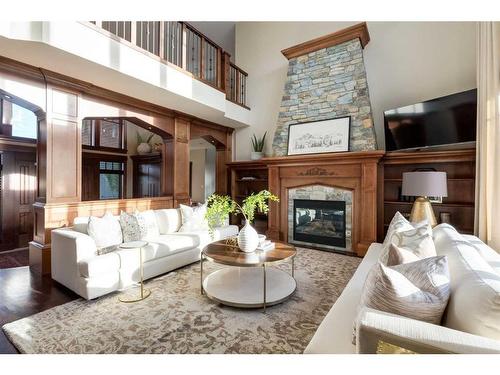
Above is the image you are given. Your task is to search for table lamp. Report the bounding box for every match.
[401,171,447,227]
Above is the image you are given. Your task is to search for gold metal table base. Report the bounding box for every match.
[118,241,151,303]
[119,288,151,303]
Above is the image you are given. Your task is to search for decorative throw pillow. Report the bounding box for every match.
[379,212,432,264]
[119,211,148,242]
[137,210,160,239]
[353,256,450,344]
[179,203,209,232]
[361,256,450,324]
[87,212,123,255]
[386,234,437,266]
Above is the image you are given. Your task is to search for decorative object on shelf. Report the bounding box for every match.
[401,171,448,227]
[136,130,155,154]
[152,142,163,153]
[251,131,267,160]
[205,190,279,253]
[440,212,452,224]
[287,116,350,156]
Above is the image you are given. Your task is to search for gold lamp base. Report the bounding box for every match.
[409,196,437,227]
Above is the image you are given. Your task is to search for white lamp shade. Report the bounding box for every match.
[401,171,448,197]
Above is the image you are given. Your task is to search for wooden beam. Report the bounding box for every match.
[281,22,370,60]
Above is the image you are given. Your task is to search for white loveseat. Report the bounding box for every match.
[305,224,500,354]
[51,208,238,300]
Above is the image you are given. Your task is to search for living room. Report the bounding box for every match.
[1,0,499,372]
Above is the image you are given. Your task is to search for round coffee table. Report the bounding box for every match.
[201,240,297,311]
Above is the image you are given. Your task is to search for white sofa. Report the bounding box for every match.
[51,208,238,300]
[305,224,500,354]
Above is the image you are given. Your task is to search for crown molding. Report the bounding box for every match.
[281,22,370,60]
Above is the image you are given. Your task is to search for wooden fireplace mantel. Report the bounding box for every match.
[263,150,384,257]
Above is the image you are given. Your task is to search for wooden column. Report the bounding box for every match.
[30,87,82,274]
[165,117,190,206]
[267,166,280,240]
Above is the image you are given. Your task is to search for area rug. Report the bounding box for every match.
[2,247,360,354]
[0,249,29,269]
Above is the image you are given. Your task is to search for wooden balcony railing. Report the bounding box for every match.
[89,21,249,108]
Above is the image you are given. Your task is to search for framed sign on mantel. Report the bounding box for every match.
[287,116,351,156]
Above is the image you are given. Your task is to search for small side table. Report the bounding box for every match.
[118,240,151,303]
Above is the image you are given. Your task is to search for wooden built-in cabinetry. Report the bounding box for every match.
[227,160,269,234]
[378,148,476,242]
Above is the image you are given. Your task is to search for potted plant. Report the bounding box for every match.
[205,190,279,253]
[136,131,155,154]
[250,131,267,160]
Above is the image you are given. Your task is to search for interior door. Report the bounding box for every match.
[0,151,36,251]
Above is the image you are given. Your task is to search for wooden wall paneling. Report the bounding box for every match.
[46,87,81,203]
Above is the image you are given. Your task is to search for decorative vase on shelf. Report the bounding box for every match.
[137,142,152,155]
[237,221,259,253]
[250,151,264,160]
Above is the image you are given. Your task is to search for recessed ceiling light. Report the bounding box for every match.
[4,95,11,99]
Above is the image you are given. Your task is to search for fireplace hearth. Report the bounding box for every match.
[293,199,346,248]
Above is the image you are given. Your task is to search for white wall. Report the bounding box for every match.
[188,22,235,58]
[234,22,477,159]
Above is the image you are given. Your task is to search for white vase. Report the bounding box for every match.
[137,142,152,155]
[237,222,259,253]
[251,151,264,160]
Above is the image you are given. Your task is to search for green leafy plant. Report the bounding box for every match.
[136,130,155,145]
[205,194,236,237]
[205,190,279,237]
[251,131,267,152]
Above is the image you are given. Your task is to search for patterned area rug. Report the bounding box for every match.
[2,248,360,354]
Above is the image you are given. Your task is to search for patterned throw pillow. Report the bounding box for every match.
[379,212,432,264]
[353,256,451,343]
[178,203,209,232]
[87,212,123,255]
[119,211,148,243]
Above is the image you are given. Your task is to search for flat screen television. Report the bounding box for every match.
[384,89,477,151]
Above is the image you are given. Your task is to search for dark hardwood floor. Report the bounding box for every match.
[0,264,77,353]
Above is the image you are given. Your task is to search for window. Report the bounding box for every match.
[99,161,124,200]
[1,99,37,140]
[82,119,126,151]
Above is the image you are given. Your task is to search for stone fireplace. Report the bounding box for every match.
[272,22,378,156]
[288,185,353,252]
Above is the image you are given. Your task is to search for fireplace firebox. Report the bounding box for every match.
[293,199,346,248]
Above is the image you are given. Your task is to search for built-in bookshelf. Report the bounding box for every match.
[378,148,476,242]
[226,160,269,234]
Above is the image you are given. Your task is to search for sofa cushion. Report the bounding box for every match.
[87,212,123,250]
[154,208,182,234]
[117,234,201,267]
[433,224,500,340]
[462,234,500,275]
[79,252,120,278]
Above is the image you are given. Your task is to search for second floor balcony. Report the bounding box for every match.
[90,21,248,108]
